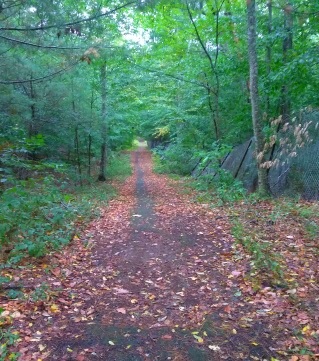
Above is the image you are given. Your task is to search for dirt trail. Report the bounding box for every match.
[21,149,279,360]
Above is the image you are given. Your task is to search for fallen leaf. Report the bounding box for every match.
[289,357,298,361]
[50,304,59,313]
[113,288,130,294]
[193,334,204,343]
[116,308,126,314]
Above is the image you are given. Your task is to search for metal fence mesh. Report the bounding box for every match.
[269,109,319,199]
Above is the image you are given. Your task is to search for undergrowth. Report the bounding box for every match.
[229,198,319,290]
[107,153,132,181]
[0,328,19,361]
[190,170,246,206]
[152,144,246,205]
[152,145,195,176]
[270,200,319,243]
[0,153,131,265]
[231,220,285,288]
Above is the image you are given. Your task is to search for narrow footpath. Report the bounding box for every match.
[16,149,280,360]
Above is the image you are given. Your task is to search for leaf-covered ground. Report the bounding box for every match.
[1,149,318,360]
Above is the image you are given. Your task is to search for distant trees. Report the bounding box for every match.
[0,0,137,183]
[1,0,318,190]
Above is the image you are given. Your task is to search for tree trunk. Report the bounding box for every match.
[247,0,269,195]
[265,0,272,116]
[88,134,92,177]
[29,77,37,139]
[98,62,107,181]
[281,2,293,124]
[74,125,83,186]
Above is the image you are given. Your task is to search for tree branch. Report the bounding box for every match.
[185,1,216,75]
[0,61,80,84]
[130,61,211,91]
[0,34,84,49]
[0,1,137,31]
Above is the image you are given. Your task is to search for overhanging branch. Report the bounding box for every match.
[129,61,214,92]
[0,1,137,31]
[0,61,80,84]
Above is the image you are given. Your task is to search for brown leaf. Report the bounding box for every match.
[116,308,127,314]
[113,287,130,294]
[50,268,61,277]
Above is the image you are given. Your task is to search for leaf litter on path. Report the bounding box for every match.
[1,149,318,360]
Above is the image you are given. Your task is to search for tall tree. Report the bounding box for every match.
[247,0,269,194]
[281,2,293,124]
[98,62,108,181]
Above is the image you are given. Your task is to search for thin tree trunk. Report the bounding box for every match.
[88,90,95,177]
[98,62,107,181]
[266,0,272,116]
[29,76,37,139]
[281,2,293,124]
[74,125,83,186]
[204,73,219,140]
[28,76,37,160]
[213,0,223,141]
[88,134,92,177]
[186,1,223,141]
[247,0,269,195]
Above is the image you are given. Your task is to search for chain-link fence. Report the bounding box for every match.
[269,109,319,199]
[192,108,319,200]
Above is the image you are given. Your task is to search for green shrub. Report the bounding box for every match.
[0,328,20,361]
[0,152,131,264]
[153,144,196,176]
[107,153,132,180]
[191,168,246,205]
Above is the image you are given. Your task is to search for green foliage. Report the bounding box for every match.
[0,177,76,262]
[270,201,319,242]
[231,221,284,285]
[29,283,50,302]
[5,289,24,300]
[106,153,132,181]
[0,328,20,361]
[192,169,246,206]
[0,153,131,263]
[152,144,196,176]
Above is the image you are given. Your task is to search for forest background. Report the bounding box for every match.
[0,0,319,262]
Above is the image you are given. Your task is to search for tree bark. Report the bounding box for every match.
[247,0,269,195]
[265,0,272,116]
[98,62,107,181]
[74,125,83,186]
[281,2,293,124]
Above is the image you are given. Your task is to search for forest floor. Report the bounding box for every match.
[1,148,318,361]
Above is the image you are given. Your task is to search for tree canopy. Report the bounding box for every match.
[1,0,319,189]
